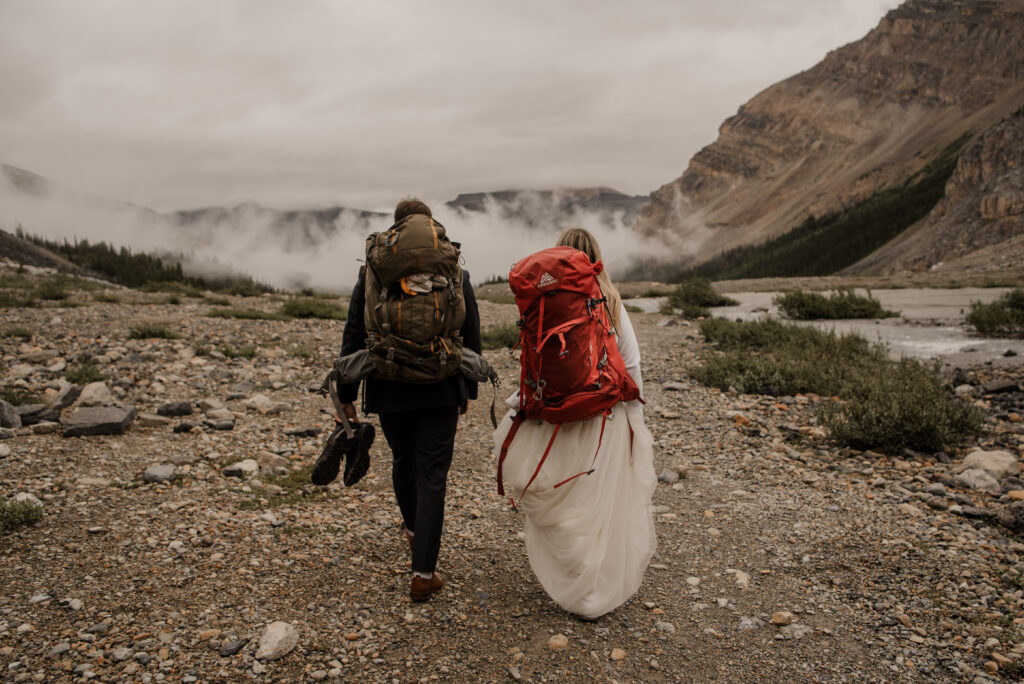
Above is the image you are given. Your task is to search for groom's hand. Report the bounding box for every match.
[334,402,359,424]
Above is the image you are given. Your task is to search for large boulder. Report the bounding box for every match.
[998,501,1024,534]
[960,449,1019,480]
[157,401,193,417]
[61,404,137,438]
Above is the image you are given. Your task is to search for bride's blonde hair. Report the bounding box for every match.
[556,227,622,331]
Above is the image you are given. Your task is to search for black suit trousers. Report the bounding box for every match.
[378,406,460,574]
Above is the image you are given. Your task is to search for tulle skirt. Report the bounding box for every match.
[493,400,656,619]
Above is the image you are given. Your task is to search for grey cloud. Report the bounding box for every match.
[0,0,898,212]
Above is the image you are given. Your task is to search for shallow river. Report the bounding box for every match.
[627,288,1024,368]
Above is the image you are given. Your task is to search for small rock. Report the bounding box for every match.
[219,638,248,657]
[657,468,680,485]
[223,459,259,479]
[781,623,814,639]
[547,634,569,651]
[655,621,675,634]
[955,468,1000,492]
[610,648,626,661]
[0,400,21,429]
[141,464,177,484]
[255,621,298,660]
[771,611,794,626]
[13,492,42,508]
[739,617,764,631]
[137,413,172,427]
[77,382,116,407]
[157,401,193,417]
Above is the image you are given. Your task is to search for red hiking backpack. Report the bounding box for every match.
[497,246,640,507]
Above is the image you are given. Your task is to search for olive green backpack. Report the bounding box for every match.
[363,214,466,383]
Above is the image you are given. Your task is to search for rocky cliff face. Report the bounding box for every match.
[847,111,1024,273]
[639,0,1024,269]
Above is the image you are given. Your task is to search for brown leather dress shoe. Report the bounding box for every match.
[410,572,444,602]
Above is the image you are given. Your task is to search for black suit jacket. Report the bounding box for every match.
[338,268,482,414]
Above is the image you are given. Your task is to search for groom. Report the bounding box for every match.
[336,198,481,601]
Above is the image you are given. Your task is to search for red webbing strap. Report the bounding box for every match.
[535,317,589,352]
[496,412,524,497]
[553,410,608,489]
[514,423,561,509]
[535,296,545,384]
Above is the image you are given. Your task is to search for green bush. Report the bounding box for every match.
[0,499,42,533]
[482,322,521,350]
[692,318,983,454]
[694,319,882,397]
[624,304,643,314]
[36,277,71,301]
[128,323,181,340]
[667,278,737,310]
[220,344,258,359]
[278,297,347,320]
[93,292,121,303]
[774,289,897,320]
[0,387,42,406]
[206,307,284,321]
[64,363,108,384]
[966,289,1024,338]
[820,360,985,454]
[1,326,32,338]
[0,291,38,308]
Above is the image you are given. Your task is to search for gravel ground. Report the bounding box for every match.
[2,291,1024,683]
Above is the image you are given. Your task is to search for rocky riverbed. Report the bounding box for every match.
[2,292,1024,683]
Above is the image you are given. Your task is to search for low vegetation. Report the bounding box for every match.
[966,289,1024,338]
[0,387,42,406]
[774,289,898,320]
[206,307,285,321]
[0,499,42,533]
[220,344,258,360]
[128,323,181,340]
[692,318,984,454]
[64,363,108,384]
[238,465,332,510]
[662,278,738,318]
[1,326,32,338]
[278,297,347,320]
[482,322,521,350]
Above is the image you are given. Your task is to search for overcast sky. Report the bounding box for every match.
[0,0,899,213]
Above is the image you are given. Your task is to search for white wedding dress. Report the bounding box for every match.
[493,305,656,619]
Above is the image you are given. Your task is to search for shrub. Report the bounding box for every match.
[93,292,121,303]
[692,318,983,454]
[966,289,1024,338]
[278,297,347,320]
[206,307,284,321]
[203,295,231,306]
[64,363,108,384]
[482,322,521,350]
[289,344,314,360]
[774,289,897,320]
[0,499,42,533]
[128,323,181,340]
[624,304,643,314]
[36,277,71,301]
[667,278,738,310]
[820,360,985,454]
[0,291,38,308]
[1,326,32,338]
[0,387,42,406]
[220,344,258,359]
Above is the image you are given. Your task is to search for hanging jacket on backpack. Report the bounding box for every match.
[497,246,640,505]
